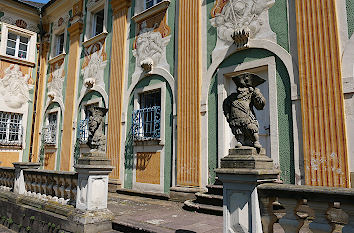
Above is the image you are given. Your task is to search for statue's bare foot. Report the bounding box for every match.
[254,141,262,149]
[235,142,242,148]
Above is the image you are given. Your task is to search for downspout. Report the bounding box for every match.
[29,8,43,162]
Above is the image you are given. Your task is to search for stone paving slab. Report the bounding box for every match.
[108,193,223,233]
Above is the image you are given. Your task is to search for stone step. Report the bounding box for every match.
[205,184,223,195]
[183,200,223,216]
[112,219,174,233]
[194,192,223,207]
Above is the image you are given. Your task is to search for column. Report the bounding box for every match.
[30,39,49,162]
[295,0,349,187]
[176,0,202,186]
[106,0,131,182]
[60,21,83,171]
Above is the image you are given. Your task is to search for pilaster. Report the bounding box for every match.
[106,0,131,181]
[31,39,50,162]
[60,21,83,171]
[295,0,349,187]
[176,0,202,186]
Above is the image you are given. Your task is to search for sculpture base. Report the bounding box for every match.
[216,147,279,233]
[74,154,113,211]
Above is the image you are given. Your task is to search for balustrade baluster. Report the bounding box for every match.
[71,177,77,202]
[326,202,349,233]
[53,175,59,198]
[59,176,65,201]
[46,174,53,197]
[277,197,298,233]
[64,175,71,200]
[295,199,315,233]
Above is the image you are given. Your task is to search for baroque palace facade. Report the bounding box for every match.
[0,0,354,194]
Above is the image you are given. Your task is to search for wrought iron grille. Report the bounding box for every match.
[0,112,23,146]
[79,119,89,144]
[42,113,57,145]
[42,124,57,145]
[132,106,161,140]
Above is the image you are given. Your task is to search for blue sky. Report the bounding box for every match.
[30,0,50,3]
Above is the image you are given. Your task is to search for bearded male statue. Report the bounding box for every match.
[223,73,266,149]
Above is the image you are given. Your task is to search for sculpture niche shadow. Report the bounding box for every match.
[223,72,266,150]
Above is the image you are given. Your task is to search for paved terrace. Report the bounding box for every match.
[108,193,223,233]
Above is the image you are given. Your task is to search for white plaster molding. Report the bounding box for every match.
[132,0,170,23]
[81,41,108,92]
[202,39,298,107]
[48,53,66,65]
[52,12,70,32]
[216,57,279,167]
[84,0,108,41]
[342,34,354,93]
[47,62,65,110]
[132,22,171,78]
[210,0,276,61]
[0,13,38,33]
[0,64,31,109]
[82,31,108,48]
[336,0,349,57]
[86,0,104,10]
[0,23,37,63]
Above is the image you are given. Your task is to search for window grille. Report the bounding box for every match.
[6,32,29,59]
[145,0,162,9]
[43,113,57,145]
[0,112,23,146]
[132,106,161,140]
[79,119,89,144]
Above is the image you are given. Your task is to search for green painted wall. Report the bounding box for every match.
[124,75,173,193]
[208,48,295,184]
[347,0,354,38]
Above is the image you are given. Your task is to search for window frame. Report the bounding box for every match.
[43,107,61,148]
[84,0,108,42]
[0,111,23,147]
[144,0,162,10]
[55,32,65,57]
[0,23,37,64]
[50,25,67,61]
[133,82,166,145]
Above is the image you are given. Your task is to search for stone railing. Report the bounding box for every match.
[258,183,354,233]
[0,167,15,191]
[23,169,78,205]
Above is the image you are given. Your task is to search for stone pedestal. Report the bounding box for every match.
[74,153,113,211]
[216,147,279,233]
[13,162,41,195]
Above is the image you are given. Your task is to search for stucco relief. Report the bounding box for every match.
[0,64,31,109]
[210,0,276,60]
[52,13,70,32]
[81,42,107,90]
[86,0,101,9]
[0,13,38,32]
[132,11,171,79]
[47,61,65,102]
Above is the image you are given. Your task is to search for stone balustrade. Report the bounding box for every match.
[0,167,15,191]
[258,183,354,233]
[23,169,78,205]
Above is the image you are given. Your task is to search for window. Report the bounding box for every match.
[145,0,162,9]
[43,112,57,145]
[6,32,29,59]
[133,90,161,140]
[92,9,104,37]
[55,33,64,56]
[0,112,23,146]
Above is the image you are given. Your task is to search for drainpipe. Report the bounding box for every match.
[29,8,43,162]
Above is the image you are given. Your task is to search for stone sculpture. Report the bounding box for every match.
[223,73,266,149]
[86,106,108,153]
